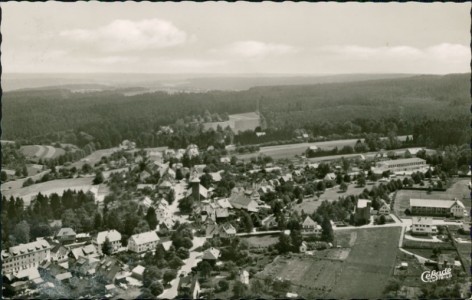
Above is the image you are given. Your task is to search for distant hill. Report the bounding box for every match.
[3,73,415,92]
[2,73,469,148]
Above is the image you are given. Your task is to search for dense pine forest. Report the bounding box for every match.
[2,73,469,149]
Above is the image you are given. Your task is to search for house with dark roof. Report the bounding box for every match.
[56,227,77,244]
[228,190,258,212]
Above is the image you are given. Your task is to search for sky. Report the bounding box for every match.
[2,2,470,74]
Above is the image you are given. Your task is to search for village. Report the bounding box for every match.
[1,136,470,299]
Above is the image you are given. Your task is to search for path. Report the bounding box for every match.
[158,236,206,299]
[399,248,436,264]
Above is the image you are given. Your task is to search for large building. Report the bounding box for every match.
[372,157,427,174]
[410,198,466,217]
[203,112,261,133]
[127,231,160,254]
[1,239,51,274]
[93,230,122,254]
[354,199,371,223]
[411,216,437,235]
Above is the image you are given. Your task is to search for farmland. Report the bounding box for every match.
[330,227,402,298]
[2,177,94,206]
[241,235,278,248]
[20,145,65,160]
[70,147,120,169]
[256,227,401,298]
[393,179,470,217]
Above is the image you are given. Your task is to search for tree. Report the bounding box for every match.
[149,281,164,296]
[167,189,175,205]
[101,237,113,256]
[340,182,348,192]
[321,217,334,242]
[199,260,212,278]
[163,270,177,285]
[169,257,184,269]
[139,288,154,299]
[379,215,386,225]
[145,207,158,230]
[1,171,7,182]
[233,281,248,298]
[176,247,190,259]
[218,280,229,292]
[93,171,104,185]
[290,229,303,252]
[175,168,184,180]
[276,233,291,254]
[357,174,366,187]
[242,211,254,233]
[143,266,162,287]
[93,212,103,230]
[14,221,31,244]
[178,196,194,214]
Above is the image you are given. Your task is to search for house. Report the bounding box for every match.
[286,292,299,298]
[406,148,424,156]
[127,231,160,254]
[437,254,455,270]
[187,172,209,201]
[239,269,249,285]
[220,223,237,238]
[228,191,259,212]
[355,199,372,224]
[186,144,199,158]
[131,265,145,280]
[120,140,136,150]
[378,200,391,215]
[50,244,69,263]
[220,157,231,164]
[261,215,278,229]
[155,199,171,220]
[279,174,293,184]
[96,256,124,283]
[55,227,77,244]
[137,184,156,191]
[139,171,151,182]
[299,241,308,253]
[94,230,122,254]
[205,221,220,239]
[1,239,51,274]
[140,196,153,210]
[202,247,221,261]
[210,171,223,182]
[302,216,322,236]
[324,173,336,181]
[461,221,470,233]
[410,198,466,217]
[308,145,319,152]
[411,216,437,235]
[159,180,173,193]
[178,275,200,299]
[69,244,99,261]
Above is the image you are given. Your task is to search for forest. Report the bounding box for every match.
[2,73,469,150]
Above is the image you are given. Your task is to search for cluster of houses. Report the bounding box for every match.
[1,227,164,297]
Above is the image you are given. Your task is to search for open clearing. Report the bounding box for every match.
[20,145,65,159]
[241,235,278,248]
[393,179,470,217]
[70,147,120,169]
[257,227,401,298]
[331,227,402,298]
[2,177,94,206]
[293,182,377,214]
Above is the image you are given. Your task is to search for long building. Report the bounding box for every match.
[1,239,51,274]
[372,157,427,174]
[409,198,466,217]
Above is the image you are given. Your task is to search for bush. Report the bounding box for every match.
[218,280,229,292]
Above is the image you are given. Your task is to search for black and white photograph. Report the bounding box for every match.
[1,2,470,299]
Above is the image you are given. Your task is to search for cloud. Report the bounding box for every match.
[214,41,299,58]
[85,56,139,65]
[60,19,190,52]
[166,59,227,69]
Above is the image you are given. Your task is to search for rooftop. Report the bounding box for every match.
[379,157,426,166]
[410,198,463,209]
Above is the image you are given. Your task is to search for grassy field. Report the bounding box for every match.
[256,227,401,298]
[330,227,402,298]
[293,182,374,214]
[2,177,94,206]
[241,235,279,248]
[71,147,120,169]
[393,179,470,217]
[20,145,65,159]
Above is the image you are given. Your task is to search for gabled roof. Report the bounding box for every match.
[229,193,258,211]
[410,198,464,209]
[95,230,122,244]
[357,199,371,209]
[221,223,236,234]
[302,216,317,227]
[217,198,233,209]
[129,231,159,245]
[56,227,76,237]
[202,247,220,260]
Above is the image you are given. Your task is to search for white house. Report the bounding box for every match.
[94,230,122,254]
[378,200,391,215]
[411,217,437,235]
[239,269,250,285]
[302,216,322,236]
[127,231,160,254]
[299,241,308,253]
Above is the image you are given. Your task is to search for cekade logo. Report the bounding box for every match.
[421,268,452,283]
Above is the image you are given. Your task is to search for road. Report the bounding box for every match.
[158,236,206,299]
